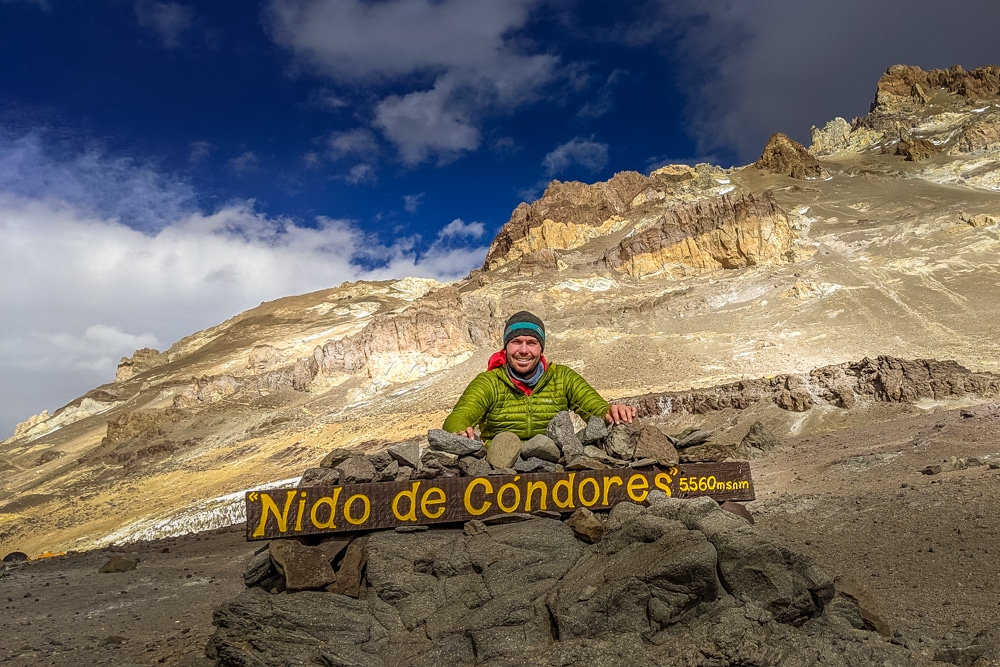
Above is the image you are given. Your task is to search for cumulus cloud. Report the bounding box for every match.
[134,0,193,48]
[265,0,558,164]
[638,0,1000,162]
[344,163,376,185]
[437,218,485,240]
[543,137,609,176]
[0,132,487,437]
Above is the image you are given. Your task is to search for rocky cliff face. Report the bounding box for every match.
[600,191,797,278]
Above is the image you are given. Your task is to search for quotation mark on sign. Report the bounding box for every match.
[248,492,259,502]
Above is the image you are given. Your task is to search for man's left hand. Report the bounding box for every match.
[605,403,637,425]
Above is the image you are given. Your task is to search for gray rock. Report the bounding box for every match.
[583,445,620,465]
[521,434,561,462]
[741,420,781,452]
[210,503,925,667]
[269,539,337,591]
[565,456,608,470]
[630,457,657,468]
[488,466,518,475]
[98,555,138,573]
[376,459,400,482]
[387,440,421,469]
[413,458,458,479]
[634,424,679,466]
[328,536,370,598]
[547,411,584,459]
[320,447,354,469]
[482,512,533,525]
[675,429,712,448]
[463,520,487,536]
[565,507,604,543]
[395,525,429,533]
[298,467,341,487]
[335,456,376,483]
[427,429,485,457]
[458,455,492,478]
[421,448,459,467]
[366,450,393,471]
[605,423,636,459]
[486,432,521,469]
[514,456,558,473]
[243,548,275,587]
[394,465,414,481]
[578,415,611,445]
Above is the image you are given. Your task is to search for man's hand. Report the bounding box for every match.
[456,426,476,439]
[604,403,637,425]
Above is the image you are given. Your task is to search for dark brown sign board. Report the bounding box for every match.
[246,462,754,541]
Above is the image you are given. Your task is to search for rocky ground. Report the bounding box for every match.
[2,400,999,666]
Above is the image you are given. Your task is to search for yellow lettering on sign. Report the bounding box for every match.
[420,487,446,519]
[464,477,493,515]
[552,473,576,509]
[309,487,343,530]
[601,475,623,505]
[294,491,308,532]
[344,494,371,526]
[654,472,673,497]
[392,482,421,522]
[497,477,522,513]
[627,474,649,502]
[252,490,297,538]
[525,480,548,511]
[578,477,600,507]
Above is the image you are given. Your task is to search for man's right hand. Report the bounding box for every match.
[456,427,476,439]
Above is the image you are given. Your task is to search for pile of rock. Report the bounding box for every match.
[297,411,688,488]
[209,496,922,667]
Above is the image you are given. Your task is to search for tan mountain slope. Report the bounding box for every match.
[3,64,1000,559]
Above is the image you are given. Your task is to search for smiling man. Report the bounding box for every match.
[442,311,636,442]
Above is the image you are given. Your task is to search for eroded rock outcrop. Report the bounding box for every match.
[632,356,1000,417]
[115,347,166,382]
[208,498,928,666]
[754,132,830,179]
[600,191,796,278]
[873,64,1000,113]
[483,165,737,271]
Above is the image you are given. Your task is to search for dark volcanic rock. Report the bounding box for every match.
[632,356,1000,419]
[335,456,376,484]
[209,500,926,667]
[546,411,584,459]
[427,429,485,457]
[298,467,340,487]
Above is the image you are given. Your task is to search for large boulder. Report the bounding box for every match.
[210,500,934,666]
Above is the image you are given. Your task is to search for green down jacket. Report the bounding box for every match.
[442,363,610,442]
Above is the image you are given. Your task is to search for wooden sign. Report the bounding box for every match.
[246,462,754,541]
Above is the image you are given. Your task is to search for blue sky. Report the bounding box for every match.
[2,0,999,436]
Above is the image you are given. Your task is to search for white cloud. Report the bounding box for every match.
[344,163,376,185]
[403,193,424,214]
[265,0,558,164]
[134,0,193,48]
[0,132,487,438]
[542,137,609,176]
[326,128,379,160]
[374,80,481,165]
[0,132,195,231]
[227,151,259,174]
[437,218,485,240]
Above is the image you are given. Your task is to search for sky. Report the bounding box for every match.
[2,0,999,437]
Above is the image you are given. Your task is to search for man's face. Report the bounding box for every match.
[505,335,542,375]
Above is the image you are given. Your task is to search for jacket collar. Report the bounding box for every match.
[488,349,548,396]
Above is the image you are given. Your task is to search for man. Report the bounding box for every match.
[442,311,637,441]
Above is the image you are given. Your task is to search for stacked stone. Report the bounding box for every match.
[297,411,688,486]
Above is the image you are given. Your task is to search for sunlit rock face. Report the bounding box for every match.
[5,64,1000,556]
